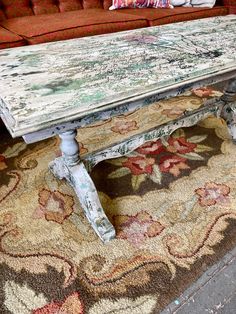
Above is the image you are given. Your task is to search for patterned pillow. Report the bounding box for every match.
[171,0,216,7]
[109,0,172,10]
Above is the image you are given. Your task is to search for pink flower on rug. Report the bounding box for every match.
[192,87,213,97]
[166,137,197,154]
[136,140,165,155]
[122,156,155,175]
[192,87,222,98]
[159,155,190,176]
[161,107,185,119]
[195,182,230,207]
[33,292,84,314]
[33,189,74,224]
[111,120,138,134]
[0,155,7,171]
[114,211,164,247]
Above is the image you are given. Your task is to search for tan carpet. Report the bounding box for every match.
[1,86,236,314]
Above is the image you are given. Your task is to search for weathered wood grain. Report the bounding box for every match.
[0,15,236,137]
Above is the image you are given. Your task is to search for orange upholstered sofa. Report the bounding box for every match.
[0,0,235,50]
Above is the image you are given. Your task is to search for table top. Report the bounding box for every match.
[0,15,236,137]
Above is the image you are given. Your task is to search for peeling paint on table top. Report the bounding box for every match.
[0,15,236,137]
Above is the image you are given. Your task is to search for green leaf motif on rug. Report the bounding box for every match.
[187,134,208,143]
[177,152,205,161]
[106,157,128,167]
[149,164,162,184]
[3,142,27,159]
[4,281,47,314]
[194,144,213,153]
[108,167,131,179]
[88,295,158,314]
[131,174,146,191]
[172,128,185,138]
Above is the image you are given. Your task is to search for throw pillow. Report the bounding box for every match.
[170,0,216,8]
[109,0,172,10]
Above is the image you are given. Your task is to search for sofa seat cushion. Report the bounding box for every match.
[0,9,148,45]
[118,6,228,26]
[0,26,26,49]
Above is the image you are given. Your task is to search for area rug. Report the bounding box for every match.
[1,86,236,314]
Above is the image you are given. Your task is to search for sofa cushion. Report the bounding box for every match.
[0,9,148,44]
[0,9,5,20]
[0,2,6,20]
[103,0,112,9]
[0,26,25,49]
[1,0,34,19]
[83,0,103,9]
[31,0,60,15]
[58,0,83,12]
[117,6,228,26]
[0,0,104,18]
[31,0,103,11]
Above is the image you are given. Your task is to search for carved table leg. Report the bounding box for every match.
[49,129,116,242]
[221,79,236,142]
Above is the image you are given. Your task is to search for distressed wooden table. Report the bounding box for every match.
[0,15,236,242]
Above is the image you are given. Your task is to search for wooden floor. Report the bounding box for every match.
[161,246,236,314]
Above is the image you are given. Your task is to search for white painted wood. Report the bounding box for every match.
[83,101,224,170]
[59,130,80,166]
[49,156,116,242]
[221,79,236,141]
[0,15,236,137]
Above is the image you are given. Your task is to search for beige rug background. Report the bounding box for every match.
[1,86,236,314]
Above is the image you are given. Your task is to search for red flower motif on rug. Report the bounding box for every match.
[136,140,165,155]
[192,87,222,98]
[192,87,214,97]
[122,156,155,175]
[159,155,190,176]
[166,137,197,154]
[33,292,84,314]
[114,211,164,247]
[111,120,138,134]
[195,182,230,207]
[34,189,75,224]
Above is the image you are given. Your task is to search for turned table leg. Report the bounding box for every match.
[221,79,236,142]
[49,129,116,242]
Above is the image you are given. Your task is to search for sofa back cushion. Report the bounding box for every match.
[0,0,103,19]
[31,0,59,15]
[103,0,112,9]
[1,0,33,18]
[83,0,103,9]
[58,0,82,11]
[0,2,5,19]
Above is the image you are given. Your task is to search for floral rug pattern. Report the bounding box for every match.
[1,87,236,314]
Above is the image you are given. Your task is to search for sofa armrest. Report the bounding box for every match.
[222,0,236,13]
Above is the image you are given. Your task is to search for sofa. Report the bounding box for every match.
[0,0,235,50]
